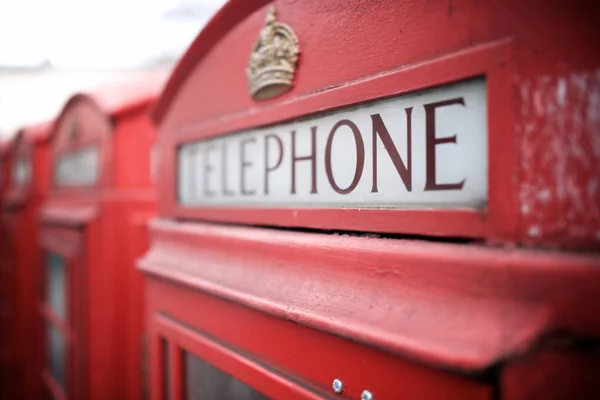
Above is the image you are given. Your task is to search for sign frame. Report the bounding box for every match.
[52,139,104,190]
[50,102,109,193]
[160,40,515,241]
[53,146,100,187]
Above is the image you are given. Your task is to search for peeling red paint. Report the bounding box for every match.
[518,70,600,250]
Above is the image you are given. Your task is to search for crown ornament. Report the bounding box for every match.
[246,5,300,101]
[68,117,80,143]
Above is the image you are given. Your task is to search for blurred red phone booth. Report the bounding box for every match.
[140,1,600,399]
[0,140,9,365]
[0,139,8,196]
[0,140,8,395]
[0,122,53,400]
[38,71,168,400]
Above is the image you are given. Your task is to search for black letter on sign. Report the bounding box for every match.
[203,143,216,197]
[240,137,256,195]
[221,142,234,196]
[325,119,365,194]
[371,108,412,193]
[424,98,466,191]
[264,134,284,195]
[188,144,199,199]
[290,127,317,194]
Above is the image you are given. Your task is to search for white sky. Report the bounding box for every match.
[0,0,227,137]
[0,0,227,68]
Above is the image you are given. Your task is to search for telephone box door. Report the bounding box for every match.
[40,226,88,400]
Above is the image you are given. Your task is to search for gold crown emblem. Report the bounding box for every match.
[68,117,80,143]
[246,5,300,101]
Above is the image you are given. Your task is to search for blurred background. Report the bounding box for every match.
[0,0,227,138]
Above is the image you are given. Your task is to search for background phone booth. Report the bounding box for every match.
[0,122,53,400]
[0,139,11,397]
[38,73,167,400]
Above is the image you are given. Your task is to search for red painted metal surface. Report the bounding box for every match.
[140,219,600,373]
[142,0,600,398]
[146,280,492,400]
[37,70,168,400]
[501,347,600,400]
[153,0,600,251]
[160,40,513,241]
[0,140,11,397]
[0,122,53,400]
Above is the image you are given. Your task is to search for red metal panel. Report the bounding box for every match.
[158,318,333,400]
[501,347,600,400]
[148,334,165,400]
[146,277,492,399]
[167,340,183,400]
[139,219,600,373]
[159,40,515,241]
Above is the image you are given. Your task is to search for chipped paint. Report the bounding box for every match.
[527,225,541,238]
[518,69,600,250]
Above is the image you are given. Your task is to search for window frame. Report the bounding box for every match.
[152,316,328,400]
[40,251,71,400]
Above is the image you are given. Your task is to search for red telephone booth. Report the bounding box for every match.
[141,1,600,399]
[38,73,167,400]
[0,139,8,196]
[0,122,53,400]
[0,139,11,397]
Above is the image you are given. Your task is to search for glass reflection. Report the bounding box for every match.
[184,352,270,400]
[47,324,66,389]
[46,252,66,319]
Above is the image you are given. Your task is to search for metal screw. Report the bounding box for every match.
[361,390,374,400]
[332,378,344,394]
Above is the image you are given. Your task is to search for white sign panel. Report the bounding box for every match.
[12,158,32,185]
[54,147,100,186]
[178,79,487,209]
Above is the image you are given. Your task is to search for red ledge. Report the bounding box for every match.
[39,203,98,226]
[138,219,600,373]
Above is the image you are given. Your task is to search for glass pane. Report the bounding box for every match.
[12,158,32,185]
[46,252,66,319]
[47,324,67,390]
[184,352,270,400]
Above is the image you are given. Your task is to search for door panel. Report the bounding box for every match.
[40,225,86,400]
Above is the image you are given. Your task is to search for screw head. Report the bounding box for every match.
[332,378,344,394]
[361,390,374,400]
